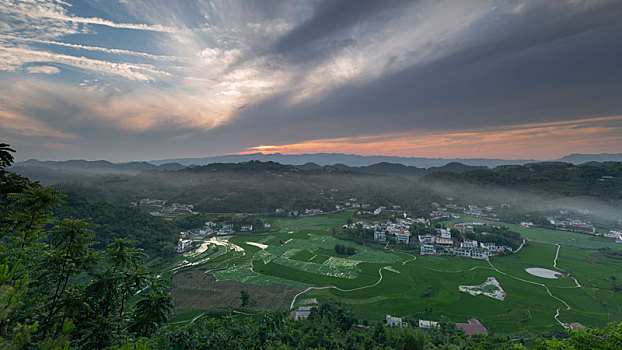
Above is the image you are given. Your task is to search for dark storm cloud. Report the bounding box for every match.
[222,1,622,146]
[272,0,414,59]
[3,0,622,161]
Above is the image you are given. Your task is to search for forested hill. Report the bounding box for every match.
[56,164,436,215]
[54,194,178,260]
[421,161,622,203]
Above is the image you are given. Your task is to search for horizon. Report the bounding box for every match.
[12,150,622,165]
[2,1,622,161]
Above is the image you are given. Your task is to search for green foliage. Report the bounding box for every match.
[334,244,356,255]
[240,290,250,308]
[54,194,177,260]
[465,226,523,250]
[422,162,622,205]
[0,146,172,349]
[536,322,622,349]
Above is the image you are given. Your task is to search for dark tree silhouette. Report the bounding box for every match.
[0,143,15,168]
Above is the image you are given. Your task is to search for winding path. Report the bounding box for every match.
[486,258,571,328]
[290,266,392,308]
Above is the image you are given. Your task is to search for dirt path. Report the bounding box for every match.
[290,266,392,308]
[553,244,561,269]
[486,258,571,328]
[514,239,526,253]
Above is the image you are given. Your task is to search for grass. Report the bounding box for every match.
[442,215,622,251]
[169,210,622,339]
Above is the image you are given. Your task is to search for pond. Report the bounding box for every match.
[525,267,563,279]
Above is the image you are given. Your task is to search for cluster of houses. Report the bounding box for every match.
[197,220,271,236]
[384,315,488,336]
[133,198,198,216]
[429,200,503,221]
[604,230,622,244]
[385,315,487,336]
[291,308,488,336]
[354,215,512,260]
[548,217,596,234]
[418,225,512,260]
[345,216,430,245]
[175,220,272,252]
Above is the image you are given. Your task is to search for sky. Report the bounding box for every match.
[1,0,622,162]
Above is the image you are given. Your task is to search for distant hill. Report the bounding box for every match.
[421,161,622,205]
[555,153,622,164]
[148,152,535,168]
[297,161,486,178]
[12,159,185,174]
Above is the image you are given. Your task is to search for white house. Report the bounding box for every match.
[292,306,314,320]
[176,239,193,252]
[420,244,437,255]
[461,240,478,248]
[480,242,497,250]
[436,237,454,248]
[240,225,253,232]
[386,315,404,327]
[418,235,435,244]
[396,231,411,244]
[439,228,452,239]
[374,232,386,242]
[419,320,440,329]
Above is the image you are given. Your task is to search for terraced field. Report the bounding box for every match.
[170,211,622,339]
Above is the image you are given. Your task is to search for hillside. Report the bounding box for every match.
[421,161,622,205]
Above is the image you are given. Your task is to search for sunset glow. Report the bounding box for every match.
[1,1,620,161]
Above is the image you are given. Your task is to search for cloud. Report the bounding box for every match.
[0,0,180,35]
[223,0,622,145]
[272,0,414,56]
[26,65,60,74]
[0,46,170,80]
[236,115,622,160]
[1,0,621,161]
[0,34,179,61]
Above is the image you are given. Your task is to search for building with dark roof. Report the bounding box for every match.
[456,318,488,336]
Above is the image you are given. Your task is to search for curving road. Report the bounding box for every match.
[290,266,393,309]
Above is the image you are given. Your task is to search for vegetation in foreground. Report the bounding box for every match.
[2,143,622,349]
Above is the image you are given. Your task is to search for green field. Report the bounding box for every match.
[442,215,622,251]
[170,211,622,339]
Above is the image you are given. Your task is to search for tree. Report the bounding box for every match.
[0,143,15,169]
[240,290,250,308]
[128,278,173,337]
[1,144,172,348]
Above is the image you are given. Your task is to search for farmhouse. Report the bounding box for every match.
[176,239,193,252]
[386,315,405,327]
[396,231,411,244]
[374,232,386,242]
[418,235,435,244]
[420,244,437,255]
[291,306,314,320]
[456,318,488,336]
[438,228,452,239]
[461,240,478,248]
[454,223,474,234]
[436,237,454,249]
[419,320,440,329]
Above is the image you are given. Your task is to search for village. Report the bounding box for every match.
[176,219,272,252]
[344,214,514,260]
[132,198,198,216]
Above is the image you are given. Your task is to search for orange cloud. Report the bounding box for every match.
[238,115,622,160]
